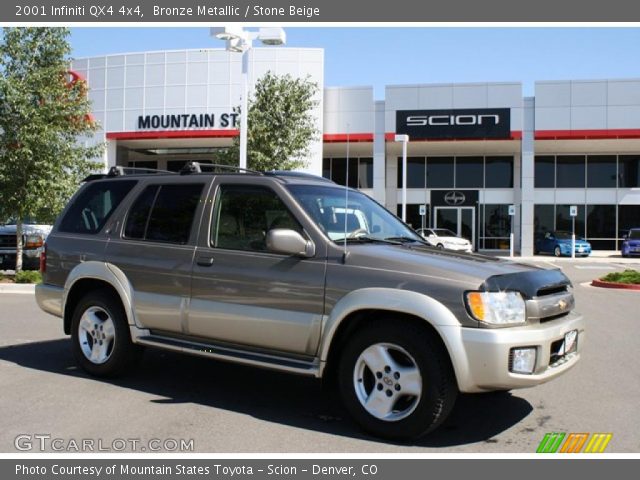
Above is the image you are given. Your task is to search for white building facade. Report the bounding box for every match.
[73,48,640,256]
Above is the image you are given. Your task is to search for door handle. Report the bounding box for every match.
[196,255,214,267]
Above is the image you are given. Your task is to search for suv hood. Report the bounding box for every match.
[344,243,570,299]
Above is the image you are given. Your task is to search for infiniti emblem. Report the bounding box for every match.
[444,191,466,206]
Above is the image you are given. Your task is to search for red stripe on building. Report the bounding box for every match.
[106,130,239,140]
[535,129,640,140]
[322,133,375,143]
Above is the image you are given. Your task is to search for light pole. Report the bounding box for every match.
[395,134,409,222]
[210,27,286,170]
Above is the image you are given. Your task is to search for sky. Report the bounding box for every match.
[69,27,640,98]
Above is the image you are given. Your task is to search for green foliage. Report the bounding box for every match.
[0,27,104,224]
[14,270,42,284]
[600,269,640,284]
[220,71,319,171]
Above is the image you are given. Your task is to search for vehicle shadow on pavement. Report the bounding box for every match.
[0,338,532,448]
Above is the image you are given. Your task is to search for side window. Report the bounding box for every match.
[124,183,204,244]
[212,185,302,252]
[59,180,137,234]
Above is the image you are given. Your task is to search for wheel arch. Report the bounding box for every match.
[319,288,468,388]
[63,261,136,335]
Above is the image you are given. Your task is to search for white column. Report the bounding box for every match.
[520,97,536,257]
[373,100,386,205]
[105,139,117,172]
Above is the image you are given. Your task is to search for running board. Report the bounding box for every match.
[135,334,321,377]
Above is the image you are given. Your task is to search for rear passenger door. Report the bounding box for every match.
[188,180,326,356]
[105,178,210,333]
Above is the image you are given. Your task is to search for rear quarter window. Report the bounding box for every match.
[58,180,137,234]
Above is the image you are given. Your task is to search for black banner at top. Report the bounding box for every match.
[3,0,640,22]
[396,108,511,140]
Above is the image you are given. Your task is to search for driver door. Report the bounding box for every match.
[188,180,327,356]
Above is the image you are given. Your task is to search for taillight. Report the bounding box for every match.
[40,243,47,274]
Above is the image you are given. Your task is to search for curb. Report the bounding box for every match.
[0,283,36,294]
[591,279,640,290]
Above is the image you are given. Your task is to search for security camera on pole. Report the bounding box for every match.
[210,27,287,170]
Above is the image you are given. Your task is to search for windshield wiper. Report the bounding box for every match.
[383,236,423,244]
[333,236,402,245]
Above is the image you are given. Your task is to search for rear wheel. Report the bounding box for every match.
[338,321,457,440]
[71,289,141,377]
[436,243,444,249]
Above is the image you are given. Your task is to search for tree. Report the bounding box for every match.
[0,27,103,272]
[221,71,319,171]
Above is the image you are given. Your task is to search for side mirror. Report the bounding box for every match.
[266,229,315,258]
[623,234,628,240]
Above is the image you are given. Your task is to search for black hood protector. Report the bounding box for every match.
[480,268,571,299]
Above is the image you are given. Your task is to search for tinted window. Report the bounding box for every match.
[427,157,454,188]
[124,185,159,239]
[322,158,331,180]
[128,161,158,170]
[483,204,511,238]
[619,205,640,237]
[619,155,640,188]
[534,204,554,236]
[556,204,585,237]
[123,184,203,244]
[535,156,555,188]
[455,157,484,188]
[587,155,617,188]
[586,204,616,238]
[59,180,137,234]
[556,155,585,188]
[358,158,374,189]
[397,157,426,188]
[213,185,302,252]
[485,156,514,188]
[146,184,204,244]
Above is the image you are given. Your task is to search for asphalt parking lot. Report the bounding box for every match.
[1,258,639,453]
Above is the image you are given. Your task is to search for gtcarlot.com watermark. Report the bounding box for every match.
[15,434,194,452]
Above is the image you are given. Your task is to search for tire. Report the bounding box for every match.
[436,243,444,249]
[554,246,562,257]
[70,289,141,377]
[338,320,457,440]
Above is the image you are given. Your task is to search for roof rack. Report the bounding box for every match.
[179,161,262,175]
[82,166,177,182]
[264,170,335,183]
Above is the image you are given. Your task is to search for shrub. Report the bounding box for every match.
[14,270,42,284]
[600,269,640,285]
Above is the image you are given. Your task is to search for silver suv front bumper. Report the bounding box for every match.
[447,312,585,392]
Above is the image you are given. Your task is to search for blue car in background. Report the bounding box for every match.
[535,231,592,257]
[621,228,640,257]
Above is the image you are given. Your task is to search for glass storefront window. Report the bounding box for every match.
[485,156,514,188]
[618,205,640,237]
[426,157,454,188]
[556,155,586,188]
[482,204,511,250]
[619,155,640,188]
[322,158,331,180]
[534,156,555,188]
[358,158,373,189]
[396,204,426,230]
[587,156,617,188]
[586,205,616,239]
[534,205,555,236]
[397,157,426,188]
[556,204,585,237]
[455,157,484,188]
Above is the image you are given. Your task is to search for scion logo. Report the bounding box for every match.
[444,191,466,206]
[536,432,612,453]
[396,108,511,140]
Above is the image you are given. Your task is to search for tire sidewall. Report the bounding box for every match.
[338,323,456,440]
[70,290,134,377]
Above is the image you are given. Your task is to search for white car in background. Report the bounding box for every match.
[417,228,473,252]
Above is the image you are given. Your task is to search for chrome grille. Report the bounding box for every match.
[0,235,17,248]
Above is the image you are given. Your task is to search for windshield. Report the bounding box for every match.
[554,231,585,240]
[628,230,640,239]
[433,229,457,237]
[287,185,423,244]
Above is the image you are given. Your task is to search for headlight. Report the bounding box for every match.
[25,234,44,248]
[465,291,526,326]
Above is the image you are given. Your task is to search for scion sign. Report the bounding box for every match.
[396,108,511,139]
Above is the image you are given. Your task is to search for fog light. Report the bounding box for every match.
[510,347,537,374]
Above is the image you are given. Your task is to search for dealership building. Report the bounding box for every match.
[72,47,640,256]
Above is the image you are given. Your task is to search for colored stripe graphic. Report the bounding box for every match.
[536,432,566,453]
[560,433,589,453]
[584,433,613,453]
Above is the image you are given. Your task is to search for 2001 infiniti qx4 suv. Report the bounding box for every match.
[36,164,584,440]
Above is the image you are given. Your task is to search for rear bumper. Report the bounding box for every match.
[35,283,64,318]
[445,312,585,392]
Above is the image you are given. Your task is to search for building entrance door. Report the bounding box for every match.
[434,206,475,246]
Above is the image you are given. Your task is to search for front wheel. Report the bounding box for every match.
[338,321,457,440]
[71,289,141,377]
[554,246,562,257]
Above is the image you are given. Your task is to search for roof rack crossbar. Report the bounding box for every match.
[179,161,262,175]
